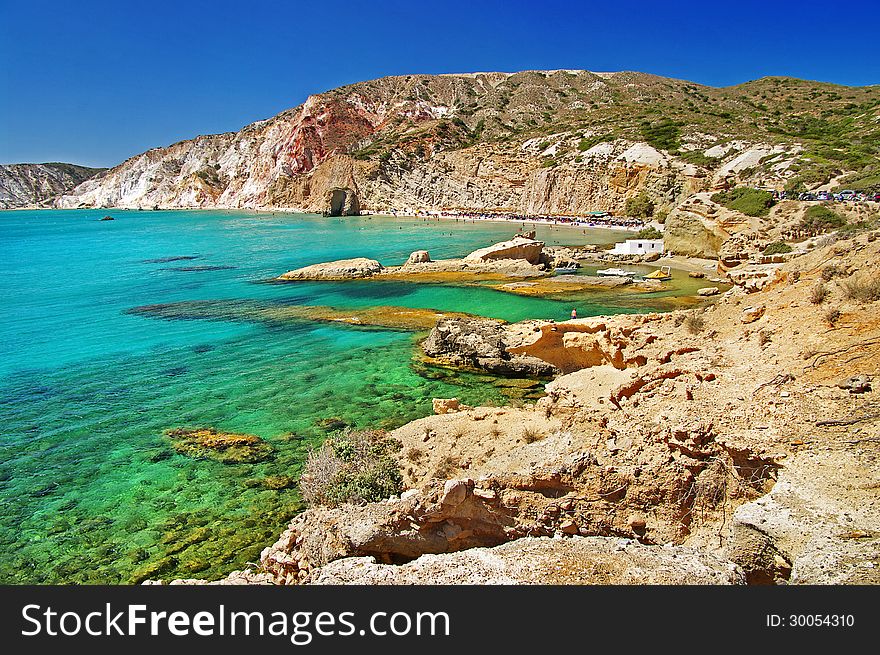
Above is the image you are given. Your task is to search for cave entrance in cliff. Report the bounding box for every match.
[330,189,348,216]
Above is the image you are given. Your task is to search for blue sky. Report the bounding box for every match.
[2,0,878,167]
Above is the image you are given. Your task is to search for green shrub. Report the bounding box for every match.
[710,187,775,217]
[625,192,655,218]
[577,134,611,151]
[763,241,792,255]
[299,429,403,507]
[634,226,663,239]
[679,150,721,168]
[640,119,681,151]
[784,178,807,196]
[799,205,845,232]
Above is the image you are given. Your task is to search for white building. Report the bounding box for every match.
[611,239,665,256]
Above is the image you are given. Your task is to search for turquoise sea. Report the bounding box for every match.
[0,209,700,583]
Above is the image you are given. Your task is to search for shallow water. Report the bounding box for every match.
[0,209,696,583]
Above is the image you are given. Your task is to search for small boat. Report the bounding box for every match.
[554,266,578,275]
[643,266,672,281]
[596,267,637,277]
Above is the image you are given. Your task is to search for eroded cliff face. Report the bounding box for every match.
[56,70,867,215]
[0,163,104,209]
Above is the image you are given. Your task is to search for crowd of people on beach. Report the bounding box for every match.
[379,208,645,229]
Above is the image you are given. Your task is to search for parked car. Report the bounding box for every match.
[816,191,833,201]
[871,192,880,202]
[799,192,817,201]
[838,189,856,201]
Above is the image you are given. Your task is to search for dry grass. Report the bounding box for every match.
[521,426,545,443]
[821,264,845,281]
[433,455,461,480]
[841,276,880,303]
[824,307,842,326]
[810,283,830,304]
[684,312,704,335]
[405,447,424,463]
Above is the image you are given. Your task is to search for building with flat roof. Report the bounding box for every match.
[611,239,665,256]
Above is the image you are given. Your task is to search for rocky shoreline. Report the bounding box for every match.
[274,235,719,306]
[148,223,880,586]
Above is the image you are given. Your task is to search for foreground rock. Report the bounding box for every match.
[726,450,880,584]
[278,257,385,280]
[310,536,744,585]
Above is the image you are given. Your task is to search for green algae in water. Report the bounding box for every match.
[0,210,694,584]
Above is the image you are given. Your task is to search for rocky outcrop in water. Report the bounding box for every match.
[423,317,558,377]
[278,257,385,280]
[465,236,544,265]
[0,163,104,208]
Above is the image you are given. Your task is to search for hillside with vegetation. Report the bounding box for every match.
[54,71,880,215]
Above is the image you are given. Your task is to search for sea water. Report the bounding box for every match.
[0,209,694,583]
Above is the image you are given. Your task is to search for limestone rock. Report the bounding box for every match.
[278,257,384,280]
[441,479,471,506]
[308,537,745,585]
[837,374,871,394]
[697,287,720,296]
[726,451,880,584]
[164,427,273,464]
[406,250,431,264]
[325,187,359,216]
[423,317,558,377]
[432,398,461,414]
[465,237,544,265]
[741,304,766,323]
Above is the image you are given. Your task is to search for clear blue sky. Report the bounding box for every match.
[2,0,878,168]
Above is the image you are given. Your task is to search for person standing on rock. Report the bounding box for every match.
[571,308,577,320]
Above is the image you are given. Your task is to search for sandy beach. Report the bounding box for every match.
[369,210,645,232]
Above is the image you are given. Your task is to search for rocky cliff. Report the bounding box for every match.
[0,163,104,209]
[56,72,880,215]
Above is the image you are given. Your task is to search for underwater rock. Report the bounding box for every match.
[165,427,274,464]
[316,417,350,432]
[163,265,237,272]
[247,475,298,490]
[143,255,201,263]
